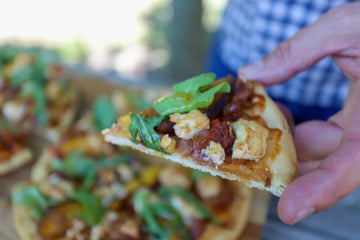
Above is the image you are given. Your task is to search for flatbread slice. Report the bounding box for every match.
[0,129,33,175]
[12,130,252,240]
[103,74,298,196]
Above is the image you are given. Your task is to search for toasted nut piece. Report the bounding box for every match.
[196,176,222,199]
[201,141,225,165]
[118,218,140,239]
[160,134,177,153]
[158,166,191,189]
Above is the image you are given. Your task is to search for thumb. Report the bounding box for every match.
[238,2,358,85]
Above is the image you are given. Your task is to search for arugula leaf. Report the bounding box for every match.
[151,202,192,239]
[21,82,48,126]
[51,151,96,191]
[173,73,215,93]
[0,44,19,65]
[159,186,220,226]
[93,95,117,131]
[12,185,49,220]
[71,191,104,226]
[31,48,48,85]
[128,114,167,153]
[191,169,212,182]
[11,66,34,88]
[153,73,231,116]
[95,154,130,168]
[0,119,12,131]
[133,189,190,240]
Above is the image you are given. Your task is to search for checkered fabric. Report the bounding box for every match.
[218,0,355,108]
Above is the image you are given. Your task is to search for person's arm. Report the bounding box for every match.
[238,2,360,225]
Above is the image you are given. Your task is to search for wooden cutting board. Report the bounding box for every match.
[0,72,270,240]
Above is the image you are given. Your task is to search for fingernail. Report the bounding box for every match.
[290,207,314,225]
[239,61,263,79]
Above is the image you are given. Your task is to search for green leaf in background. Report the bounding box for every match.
[93,95,117,131]
[21,82,48,126]
[95,154,130,168]
[12,185,49,220]
[133,188,192,240]
[153,73,231,116]
[31,48,48,85]
[71,191,104,226]
[133,189,169,240]
[127,90,152,112]
[51,150,96,191]
[0,119,12,131]
[0,44,19,66]
[128,113,166,153]
[191,169,212,182]
[159,186,220,226]
[11,66,34,88]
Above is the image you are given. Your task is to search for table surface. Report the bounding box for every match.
[261,187,360,240]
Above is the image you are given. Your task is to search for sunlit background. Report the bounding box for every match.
[0,0,226,85]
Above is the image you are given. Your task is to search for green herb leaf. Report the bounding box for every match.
[152,202,192,239]
[133,189,190,240]
[173,73,215,93]
[95,154,130,168]
[0,119,12,131]
[133,189,163,236]
[128,113,166,153]
[0,44,19,65]
[12,185,49,220]
[11,66,34,88]
[191,169,212,182]
[51,151,96,191]
[159,186,220,226]
[71,191,104,226]
[153,73,231,116]
[93,95,117,131]
[21,82,48,126]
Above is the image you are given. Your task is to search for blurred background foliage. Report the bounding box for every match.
[0,0,226,85]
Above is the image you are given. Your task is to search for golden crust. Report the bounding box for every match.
[103,80,298,196]
[200,183,252,240]
[0,148,33,176]
[252,82,298,195]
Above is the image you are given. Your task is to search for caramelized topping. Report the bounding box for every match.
[221,80,254,121]
[38,202,83,239]
[0,131,23,162]
[193,119,235,159]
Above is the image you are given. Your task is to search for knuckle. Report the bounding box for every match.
[273,39,292,64]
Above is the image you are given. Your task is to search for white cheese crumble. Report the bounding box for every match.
[231,119,269,161]
[169,109,209,139]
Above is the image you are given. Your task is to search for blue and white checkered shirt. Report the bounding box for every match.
[218,0,355,108]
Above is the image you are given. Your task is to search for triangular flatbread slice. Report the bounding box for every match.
[103,74,298,196]
[0,124,33,175]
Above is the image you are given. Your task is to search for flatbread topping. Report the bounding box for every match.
[103,73,298,196]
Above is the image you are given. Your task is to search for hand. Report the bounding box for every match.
[238,2,360,224]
